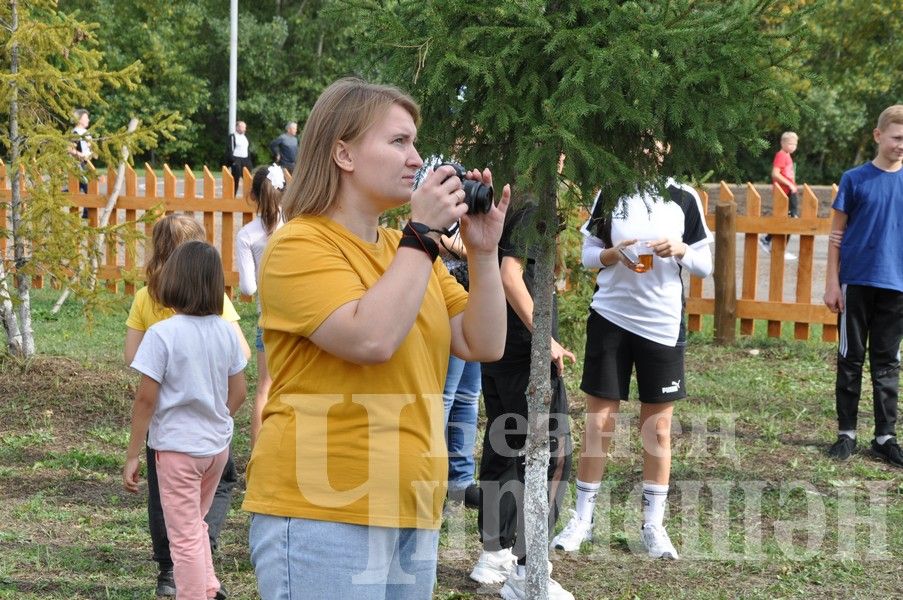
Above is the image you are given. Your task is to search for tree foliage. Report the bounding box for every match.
[792,0,903,182]
[61,0,366,166]
[351,1,808,596]
[354,0,807,213]
[0,0,178,356]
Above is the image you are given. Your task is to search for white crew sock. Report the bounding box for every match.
[839,430,856,440]
[642,482,669,527]
[875,434,892,445]
[574,479,600,522]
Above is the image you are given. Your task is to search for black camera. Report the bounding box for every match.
[437,162,494,214]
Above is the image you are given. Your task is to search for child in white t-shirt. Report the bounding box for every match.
[123,241,247,600]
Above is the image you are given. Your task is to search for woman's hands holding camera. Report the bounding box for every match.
[458,168,510,256]
[410,165,510,254]
[410,164,471,238]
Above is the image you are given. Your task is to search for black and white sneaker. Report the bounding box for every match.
[827,434,857,461]
[871,437,903,467]
[155,569,176,597]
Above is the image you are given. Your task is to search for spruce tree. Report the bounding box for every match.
[355,1,808,596]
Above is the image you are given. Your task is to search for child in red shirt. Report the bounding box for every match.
[760,131,799,259]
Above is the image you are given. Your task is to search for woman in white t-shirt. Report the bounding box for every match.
[236,165,285,446]
[551,181,713,560]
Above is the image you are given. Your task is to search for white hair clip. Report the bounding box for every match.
[267,164,286,190]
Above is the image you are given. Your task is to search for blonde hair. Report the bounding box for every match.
[146,214,205,305]
[781,131,798,143]
[281,78,420,220]
[876,105,903,132]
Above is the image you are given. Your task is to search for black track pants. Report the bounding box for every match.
[835,284,903,437]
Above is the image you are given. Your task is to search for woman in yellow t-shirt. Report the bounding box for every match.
[123,214,249,598]
[244,77,510,600]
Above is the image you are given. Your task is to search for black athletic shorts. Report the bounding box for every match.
[580,310,686,403]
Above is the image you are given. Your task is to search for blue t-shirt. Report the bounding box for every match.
[833,162,903,292]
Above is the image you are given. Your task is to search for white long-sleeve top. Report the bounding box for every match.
[236,217,283,307]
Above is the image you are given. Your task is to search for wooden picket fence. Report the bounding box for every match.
[686,182,838,342]
[0,162,840,342]
[0,162,259,297]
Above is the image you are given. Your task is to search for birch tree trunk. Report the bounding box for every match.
[524,181,558,599]
[6,0,35,357]
[0,259,23,355]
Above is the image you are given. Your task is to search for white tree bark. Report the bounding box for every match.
[524,187,558,599]
[0,259,24,356]
[5,0,34,357]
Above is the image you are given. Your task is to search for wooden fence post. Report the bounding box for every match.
[714,182,736,344]
[686,188,708,333]
[767,184,789,337]
[740,183,760,335]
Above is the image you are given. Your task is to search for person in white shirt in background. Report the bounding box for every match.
[228,120,254,194]
[552,180,714,561]
[236,165,285,446]
[70,109,93,216]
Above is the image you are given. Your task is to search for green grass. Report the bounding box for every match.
[1,288,901,598]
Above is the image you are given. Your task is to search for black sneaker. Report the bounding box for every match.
[214,583,228,600]
[827,435,856,461]
[155,569,176,597]
[871,437,903,467]
[463,483,481,509]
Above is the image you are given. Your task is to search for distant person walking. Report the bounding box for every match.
[69,109,93,217]
[759,131,799,260]
[824,105,903,468]
[227,120,253,194]
[268,121,298,172]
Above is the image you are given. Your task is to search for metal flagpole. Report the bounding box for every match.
[228,0,238,134]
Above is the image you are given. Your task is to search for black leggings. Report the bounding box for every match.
[477,363,572,560]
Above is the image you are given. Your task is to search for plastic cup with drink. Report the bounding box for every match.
[618,241,655,273]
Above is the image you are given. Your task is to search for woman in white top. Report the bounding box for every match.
[552,180,714,559]
[236,165,285,446]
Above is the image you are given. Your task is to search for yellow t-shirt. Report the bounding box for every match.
[242,215,468,529]
[126,286,241,331]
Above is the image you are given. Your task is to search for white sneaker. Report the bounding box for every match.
[500,567,574,600]
[783,251,797,260]
[641,523,679,559]
[550,510,593,551]
[470,548,517,585]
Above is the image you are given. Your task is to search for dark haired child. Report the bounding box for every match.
[124,214,250,597]
[124,241,247,600]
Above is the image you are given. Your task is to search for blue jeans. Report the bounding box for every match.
[443,356,480,492]
[249,514,439,600]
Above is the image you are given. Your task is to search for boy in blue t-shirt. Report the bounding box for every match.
[824,104,903,467]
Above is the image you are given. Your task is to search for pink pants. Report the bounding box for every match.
[156,449,229,600]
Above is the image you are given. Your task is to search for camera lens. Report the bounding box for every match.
[463,180,493,214]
